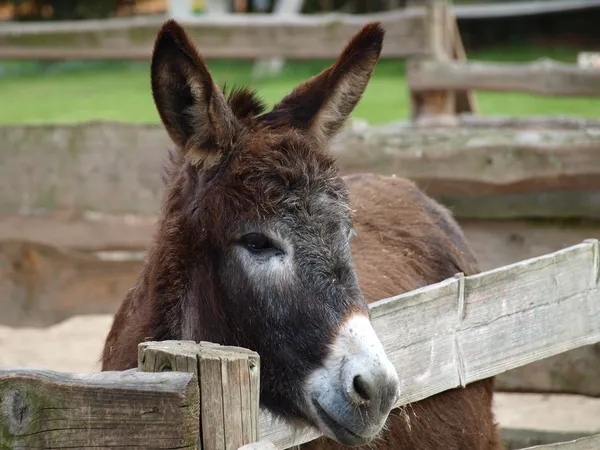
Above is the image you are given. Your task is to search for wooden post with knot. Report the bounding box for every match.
[139,340,261,450]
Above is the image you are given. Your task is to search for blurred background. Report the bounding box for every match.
[0,0,599,124]
[0,1,599,449]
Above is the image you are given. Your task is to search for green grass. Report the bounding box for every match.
[0,44,598,125]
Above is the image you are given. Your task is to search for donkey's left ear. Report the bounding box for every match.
[151,20,237,167]
[267,22,384,145]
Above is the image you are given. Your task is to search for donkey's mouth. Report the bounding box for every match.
[311,398,372,446]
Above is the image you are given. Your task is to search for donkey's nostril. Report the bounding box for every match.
[352,374,373,402]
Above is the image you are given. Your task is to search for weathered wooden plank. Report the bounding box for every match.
[459,240,600,383]
[439,191,600,220]
[238,442,278,450]
[0,239,141,327]
[0,9,428,61]
[0,211,156,252]
[408,59,600,97]
[519,433,600,449]
[450,10,478,115]
[257,240,600,448]
[0,368,199,448]
[3,120,600,217]
[333,123,600,200]
[139,341,260,450]
[503,429,595,450]
[495,393,600,446]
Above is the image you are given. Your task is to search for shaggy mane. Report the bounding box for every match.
[222,84,267,120]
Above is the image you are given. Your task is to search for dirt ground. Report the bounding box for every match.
[1,314,599,435]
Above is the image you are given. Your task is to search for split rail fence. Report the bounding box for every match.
[2,240,600,449]
[1,0,599,123]
[1,2,600,448]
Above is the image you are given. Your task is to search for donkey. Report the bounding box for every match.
[101,19,502,449]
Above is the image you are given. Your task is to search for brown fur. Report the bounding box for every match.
[101,19,503,450]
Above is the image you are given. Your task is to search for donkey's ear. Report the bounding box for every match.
[267,22,384,144]
[151,20,237,167]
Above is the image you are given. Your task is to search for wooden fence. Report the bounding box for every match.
[1,0,599,122]
[2,240,600,449]
[1,2,600,447]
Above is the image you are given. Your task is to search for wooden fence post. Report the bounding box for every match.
[138,341,261,450]
[407,0,475,125]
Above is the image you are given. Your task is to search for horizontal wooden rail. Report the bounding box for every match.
[0,9,428,61]
[0,369,199,448]
[519,433,600,449]
[258,240,600,448]
[2,119,600,218]
[408,59,600,97]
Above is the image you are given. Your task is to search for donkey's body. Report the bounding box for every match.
[102,19,501,449]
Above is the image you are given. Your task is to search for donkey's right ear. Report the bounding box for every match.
[151,20,236,167]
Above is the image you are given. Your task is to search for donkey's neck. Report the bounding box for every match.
[137,213,232,347]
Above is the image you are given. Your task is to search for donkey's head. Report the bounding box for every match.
[150,20,399,445]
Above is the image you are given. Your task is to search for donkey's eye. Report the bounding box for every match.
[241,233,280,255]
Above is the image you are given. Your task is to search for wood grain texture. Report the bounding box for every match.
[238,442,279,450]
[0,9,428,61]
[0,239,142,327]
[139,341,260,450]
[0,368,199,448]
[256,240,600,448]
[407,0,458,125]
[518,433,600,449]
[438,192,600,220]
[0,211,156,252]
[3,120,600,217]
[408,59,600,96]
[503,429,595,450]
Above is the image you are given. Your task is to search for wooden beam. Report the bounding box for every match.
[518,433,600,449]
[409,59,600,97]
[0,369,199,448]
[257,240,600,448]
[3,119,600,218]
[139,341,261,450]
[407,0,458,125]
[438,191,600,220]
[0,9,428,61]
[449,13,478,114]
[504,429,596,450]
[0,211,156,252]
[238,443,279,450]
[0,239,142,327]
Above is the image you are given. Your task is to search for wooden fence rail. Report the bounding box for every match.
[408,59,600,97]
[3,240,599,449]
[1,1,599,122]
[521,435,600,450]
[0,369,200,448]
[0,9,428,61]
[2,118,600,219]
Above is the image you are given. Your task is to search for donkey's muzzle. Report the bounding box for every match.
[304,314,399,446]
